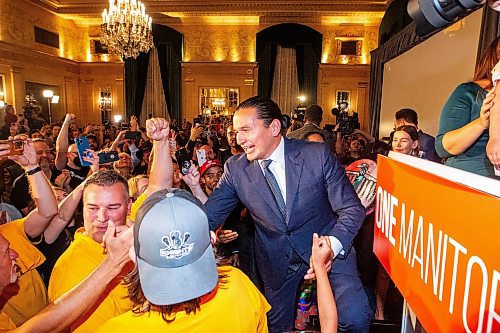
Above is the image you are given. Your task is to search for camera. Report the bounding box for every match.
[292,105,307,122]
[0,140,24,156]
[331,102,360,135]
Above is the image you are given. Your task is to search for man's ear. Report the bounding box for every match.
[270,118,282,137]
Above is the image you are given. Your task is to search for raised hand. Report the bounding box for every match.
[304,233,333,280]
[216,229,239,243]
[83,149,100,173]
[9,140,38,170]
[101,221,133,270]
[130,115,139,131]
[64,113,76,125]
[179,163,200,187]
[0,142,11,158]
[146,118,170,141]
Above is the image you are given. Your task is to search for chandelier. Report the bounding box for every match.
[101,0,154,59]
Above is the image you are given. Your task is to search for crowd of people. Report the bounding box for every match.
[0,34,497,333]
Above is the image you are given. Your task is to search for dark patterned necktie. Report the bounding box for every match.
[261,159,286,219]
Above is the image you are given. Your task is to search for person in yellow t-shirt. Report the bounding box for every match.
[0,140,58,327]
[0,219,135,333]
[96,188,270,333]
[48,118,174,332]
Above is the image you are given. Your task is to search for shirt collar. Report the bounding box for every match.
[259,136,285,167]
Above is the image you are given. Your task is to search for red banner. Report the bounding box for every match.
[374,155,500,333]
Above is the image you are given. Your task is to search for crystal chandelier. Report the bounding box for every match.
[101,0,154,59]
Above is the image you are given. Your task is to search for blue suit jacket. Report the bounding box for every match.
[206,138,365,289]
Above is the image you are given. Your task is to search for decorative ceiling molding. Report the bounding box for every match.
[29,0,388,16]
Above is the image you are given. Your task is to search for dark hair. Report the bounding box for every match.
[395,108,418,126]
[473,37,499,86]
[30,129,42,136]
[51,122,62,129]
[305,104,323,124]
[236,96,282,128]
[124,265,229,323]
[83,170,129,199]
[395,125,419,141]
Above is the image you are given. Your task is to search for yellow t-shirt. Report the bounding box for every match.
[0,219,48,327]
[96,267,270,333]
[128,192,147,223]
[0,311,17,330]
[48,229,132,333]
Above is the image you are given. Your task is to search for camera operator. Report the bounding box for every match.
[287,105,335,153]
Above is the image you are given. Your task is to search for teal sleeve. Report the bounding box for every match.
[435,83,477,158]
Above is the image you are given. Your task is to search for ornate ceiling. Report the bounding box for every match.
[30,0,389,26]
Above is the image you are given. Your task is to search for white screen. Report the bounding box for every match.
[379,8,483,138]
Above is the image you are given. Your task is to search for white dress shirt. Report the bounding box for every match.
[259,136,344,258]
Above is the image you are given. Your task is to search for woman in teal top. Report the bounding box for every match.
[435,38,498,178]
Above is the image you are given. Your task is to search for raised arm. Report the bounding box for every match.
[109,130,126,153]
[144,117,173,195]
[43,182,84,244]
[55,114,75,170]
[9,222,132,333]
[311,233,338,333]
[487,77,500,171]
[436,87,492,157]
[43,147,100,245]
[9,141,58,238]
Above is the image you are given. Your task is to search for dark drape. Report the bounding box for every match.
[476,5,500,61]
[125,23,182,121]
[256,24,322,102]
[156,42,182,122]
[257,44,277,98]
[296,44,319,105]
[124,52,149,120]
[369,21,424,137]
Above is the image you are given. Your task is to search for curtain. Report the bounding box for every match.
[296,44,319,105]
[140,47,169,124]
[124,52,149,120]
[125,24,182,122]
[271,46,299,116]
[257,44,277,98]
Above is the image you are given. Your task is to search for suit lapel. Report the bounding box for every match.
[285,139,303,224]
[245,160,285,222]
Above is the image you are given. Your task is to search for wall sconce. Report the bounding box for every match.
[0,91,5,108]
[297,95,306,103]
[52,95,60,104]
[113,114,122,123]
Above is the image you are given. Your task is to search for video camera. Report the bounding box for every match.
[331,101,360,135]
[292,104,307,122]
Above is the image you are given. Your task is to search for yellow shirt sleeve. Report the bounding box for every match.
[48,230,132,333]
[0,219,48,327]
[128,192,147,223]
[0,311,17,330]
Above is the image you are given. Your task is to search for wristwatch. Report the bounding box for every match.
[25,166,42,176]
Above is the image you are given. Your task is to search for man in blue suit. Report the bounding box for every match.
[205,97,371,332]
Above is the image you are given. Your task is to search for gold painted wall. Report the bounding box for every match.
[181,25,258,62]
[0,0,89,61]
[0,42,124,126]
[182,62,257,122]
[318,64,370,131]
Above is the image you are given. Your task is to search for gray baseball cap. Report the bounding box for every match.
[133,188,218,305]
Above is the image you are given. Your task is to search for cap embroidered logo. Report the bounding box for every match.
[160,231,194,259]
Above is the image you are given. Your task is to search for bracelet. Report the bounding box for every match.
[25,166,42,176]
